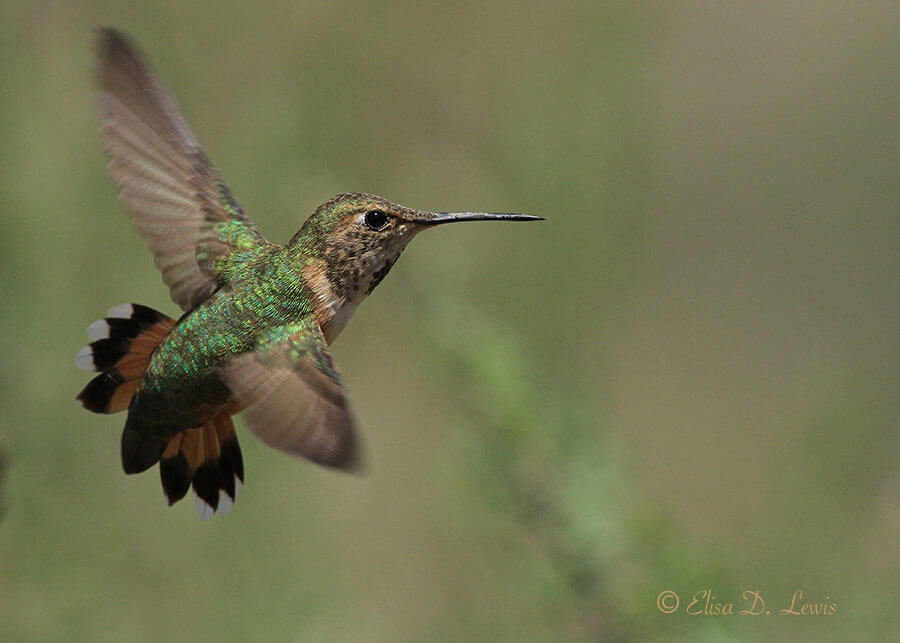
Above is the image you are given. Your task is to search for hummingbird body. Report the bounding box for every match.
[77,29,540,519]
[120,195,411,469]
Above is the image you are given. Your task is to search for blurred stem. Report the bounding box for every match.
[416,299,624,640]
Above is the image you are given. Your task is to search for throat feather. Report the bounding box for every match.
[301,262,358,344]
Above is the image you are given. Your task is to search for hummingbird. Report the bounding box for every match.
[76,29,541,519]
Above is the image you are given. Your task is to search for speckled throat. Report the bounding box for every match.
[299,238,413,344]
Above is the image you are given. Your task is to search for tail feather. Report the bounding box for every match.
[79,370,141,417]
[159,415,244,520]
[78,303,244,519]
[159,431,191,503]
[76,303,175,413]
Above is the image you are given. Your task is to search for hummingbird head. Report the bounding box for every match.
[293,192,540,296]
[291,192,541,341]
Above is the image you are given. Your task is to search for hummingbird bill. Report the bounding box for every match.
[76,29,541,520]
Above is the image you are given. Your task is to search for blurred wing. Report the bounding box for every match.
[220,319,358,469]
[97,28,266,311]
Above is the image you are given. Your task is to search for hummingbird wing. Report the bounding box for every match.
[96,29,266,311]
[220,318,357,469]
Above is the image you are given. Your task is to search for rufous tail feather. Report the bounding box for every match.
[76,303,175,413]
[77,303,245,518]
[159,415,244,519]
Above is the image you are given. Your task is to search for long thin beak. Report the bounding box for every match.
[413,212,544,225]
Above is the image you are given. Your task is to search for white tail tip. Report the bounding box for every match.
[75,346,95,371]
[194,496,214,521]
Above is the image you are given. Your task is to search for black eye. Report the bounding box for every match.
[364,210,389,230]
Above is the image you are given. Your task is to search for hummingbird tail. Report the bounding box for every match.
[158,415,245,520]
[75,303,176,413]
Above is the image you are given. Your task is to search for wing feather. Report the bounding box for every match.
[97,29,266,311]
[220,320,358,469]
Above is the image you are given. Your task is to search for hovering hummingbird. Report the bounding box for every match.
[76,29,541,520]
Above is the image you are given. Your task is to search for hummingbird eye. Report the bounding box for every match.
[363,210,389,230]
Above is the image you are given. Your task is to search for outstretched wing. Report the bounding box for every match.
[220,318,358,469]
[97,28,266,311]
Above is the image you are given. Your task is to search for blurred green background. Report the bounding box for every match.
[1,2,897,641]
